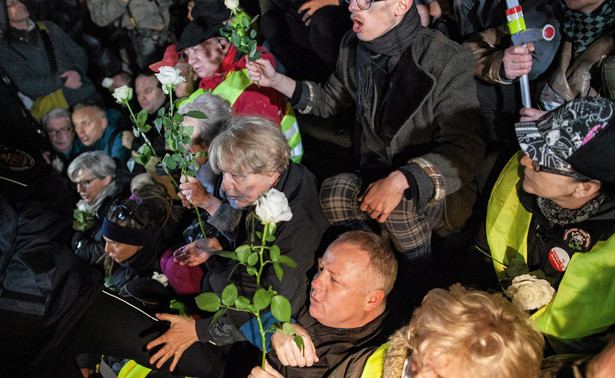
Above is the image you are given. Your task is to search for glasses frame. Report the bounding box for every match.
[73,177,99,189]
[46,127,72,136]
[344,0,386,10]
[117,204,145,227]
[531,161,593,182]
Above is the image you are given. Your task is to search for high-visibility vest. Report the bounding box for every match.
[486,151,615,350]
[360,342,388,378]
[179,69,303,163]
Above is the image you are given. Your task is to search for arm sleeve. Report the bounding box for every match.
[86,0,128,27]
[463,23,512,85]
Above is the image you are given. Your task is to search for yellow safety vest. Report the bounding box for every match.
[360,342,388,378]
[179,69,303,163]
[487,151,615,350]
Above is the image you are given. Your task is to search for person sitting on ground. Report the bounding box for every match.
[69,151,131,265]
[473,96,615,354]
[247,0,484,262]
[71,101,130,162]
[249,230,398,378]
[0,0,99,123]
[41,107,80,174]
[176,15,304,162]
[321,284,544,378]
[147,115,329,371]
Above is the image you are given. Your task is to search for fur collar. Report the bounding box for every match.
[382,326,412,378]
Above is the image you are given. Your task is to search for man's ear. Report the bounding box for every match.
[365,289,385,312]
[101,117,108,130]
[218,38,230,53]
[572,180,601,199]
[395,0,413,17]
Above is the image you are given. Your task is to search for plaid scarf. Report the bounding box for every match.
[561,0,615,57]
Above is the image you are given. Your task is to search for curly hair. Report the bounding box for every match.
[406,284,544,378]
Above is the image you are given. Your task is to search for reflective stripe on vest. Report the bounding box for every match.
[118,360,151,378]
[487,151,615,345]
[179,72,303,162]
[360,342,387,378]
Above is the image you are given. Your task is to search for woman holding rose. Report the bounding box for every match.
[150,116,329,372]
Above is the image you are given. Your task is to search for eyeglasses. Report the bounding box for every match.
[46,127,72,136]
[344,0,386,10]
[117,204,145,226]
[531,161,593,182]
[73,177,99,189]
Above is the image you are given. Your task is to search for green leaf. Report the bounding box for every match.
[136,109,148,127]
[235,296,250,310]
[132,126,140,137]
[182,136,192,145]
[195,292,221,312]
[231,33,240,48]
[211,308,227,325]
[195,151,208,158]
[127,157,136,172]
[253,288,272,311]
[269,245,280,262]
[141,123,152,133]
[154,118,163,133]
[255,231,262,239]
[249,40,257,58]
[186,110,207,119]
[222,284,238,307]
[217,251,237,260]
[162,117,173,129]
[246,266,258,276]
[277,255,297,268]
[506,258,529,279]
[273,262,283,282]
[247,252,259,266]
[294,335,305,353]
[282,322,295,336]
[236,245,251,262]
[251,14,260,24]
[174,112,184,123]
[241,15,250,28]
[158,107,166,117]
[182,125,194,137]
[250,29,257,39]
[163,154,177,170]
[271,295,291,322]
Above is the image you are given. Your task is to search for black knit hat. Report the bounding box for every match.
[177,16,225,51]
[515,97,615,184]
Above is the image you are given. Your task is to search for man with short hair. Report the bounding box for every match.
[42,107,78,158]
[249,230,397,377]
[247,0,484,262]
[135,72,168,116]
[71,102,129,162]
[476,97,615,354]
[177,15,303,162]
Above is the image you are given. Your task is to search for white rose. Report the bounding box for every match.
[254,188,293,226]
[101,77,114,89]
[506,274,555,311]
[76,200,88,212]
[112,85,133,104]
[152,272,169,287]
[155,66,185,95]
[225,0,239,10]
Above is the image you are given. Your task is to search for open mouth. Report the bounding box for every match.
[351,18,363,33]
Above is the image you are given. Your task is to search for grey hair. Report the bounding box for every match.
[67,151,116,180]
[179,93,231,147]
[42,107,72,129]
[209,116,290,175]
[72,102,107,119]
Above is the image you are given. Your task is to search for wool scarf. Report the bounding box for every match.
[355,4,421,122]
[537,192,606,226]
[561,0,615,57]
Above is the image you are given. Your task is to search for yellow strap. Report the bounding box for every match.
[360,343,388,378]
[117,360,151,378]
[212,70,252,106]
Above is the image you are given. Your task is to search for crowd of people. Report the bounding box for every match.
[1,0,614,377]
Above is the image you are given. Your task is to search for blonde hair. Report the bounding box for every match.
[208,116,290,175]
[407,284,544,378]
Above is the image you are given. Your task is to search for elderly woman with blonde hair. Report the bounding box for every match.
[330,284,545,378]
[150,115,329,372]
